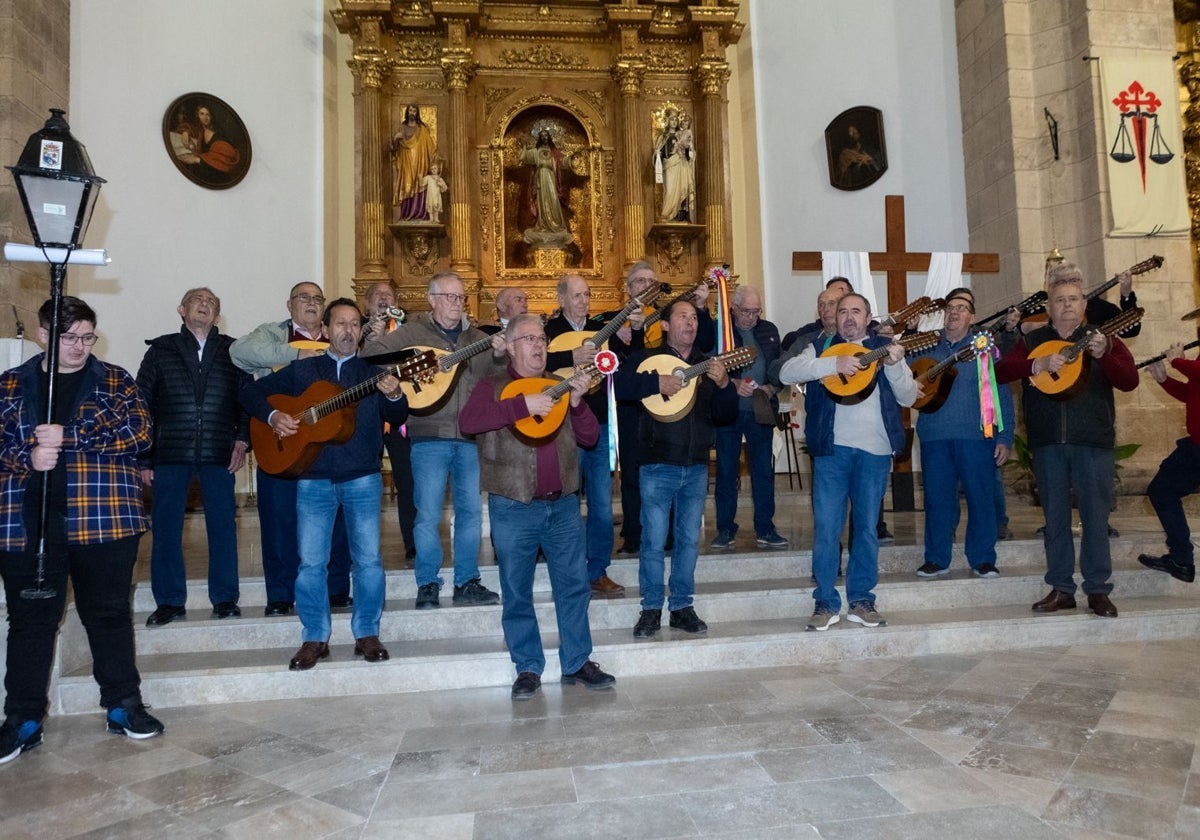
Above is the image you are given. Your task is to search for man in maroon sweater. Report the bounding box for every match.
[1139,343,1200,582]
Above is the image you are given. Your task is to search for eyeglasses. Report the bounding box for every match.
[944,304,973,313]
[187,295,219,308]
[60,333,99,346]
[735,307,761,317]
[511,334,548,346]
[291,293,326,305]
[431,293,468,305]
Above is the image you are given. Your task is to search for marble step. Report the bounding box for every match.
[124,560,1182,654]
[127,535,1171,611]
[49,559,1200,714]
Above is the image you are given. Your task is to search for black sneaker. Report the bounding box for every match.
[561,660,616,691]
[617,541,640,556]
[756,532,789,549]
[511,672,541,701]
[0,715,43,765]
[415,582,440,610]
[973,563,1000,578]
[710,530,736,550]
[452,579,499,606]
[1138,553,1197,583]
[329,593,354,610]
[106,700,164,740]
[877,525,895,545]
[633,608,661,639]
[669,606,708,634]
[915,562,949,578]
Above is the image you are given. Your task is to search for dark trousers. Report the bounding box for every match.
[256,468,351,603]
[1033,444,1114,595]
[616,402,642,545]
[149,464,239,607]
[383,429,416,554]
[1147,437,1200,564]
[0,515,142,721]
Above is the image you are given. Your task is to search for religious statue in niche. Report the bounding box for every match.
[390,104,439,220]
[653,105,696,222]
[824,106,887,191]
[421,162,448,223]
[520,127,577,248]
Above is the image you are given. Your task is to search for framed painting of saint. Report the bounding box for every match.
[162,93,252,190]
[825,106,887,191]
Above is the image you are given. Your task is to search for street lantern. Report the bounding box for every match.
[6,108,106,599]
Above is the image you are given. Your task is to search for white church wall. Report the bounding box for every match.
[747,0,968,337]
[68,0,327,375]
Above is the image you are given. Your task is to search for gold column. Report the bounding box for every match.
[697,58,731,268]
[441,21,477,276]
[348,20,389,283]
[613,58,647,268]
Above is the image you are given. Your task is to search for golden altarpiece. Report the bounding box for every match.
[333,0,742,321]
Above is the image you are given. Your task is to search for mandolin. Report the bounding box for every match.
[1027,307,1145,399]
[819,331,941,405]
[877,296,934,330]
[1136,338,1200,370]
[251,350,438,477]
[501,364,602,443]
[974,291,1049,332]
[375,333,498,415]
[910,333,991,413]
[638,346,757,422]
[1011,255,1163,332]
[547,284,667,379]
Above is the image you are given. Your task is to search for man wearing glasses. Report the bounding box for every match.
[711,284,787,551]
[363,272,503,610]
[231,282,353,617]
[0,296,164,764]
[137,288,251,626]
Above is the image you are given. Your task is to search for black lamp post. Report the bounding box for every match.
[6,108,106,599]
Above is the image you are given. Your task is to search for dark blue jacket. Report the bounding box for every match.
[730,314,781,413]
[804,334,906,457]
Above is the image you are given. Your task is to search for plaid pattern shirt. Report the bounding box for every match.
[0,354,152,550]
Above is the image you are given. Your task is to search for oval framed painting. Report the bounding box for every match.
[825,106,887,191]
[162,92,252,190]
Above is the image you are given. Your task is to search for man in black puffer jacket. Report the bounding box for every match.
[136,288,250,625]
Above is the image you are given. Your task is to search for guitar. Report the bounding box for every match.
[547,284,667,379]
[387,333,498,415]
[642,278,718,346]
[1027,307,1145,399]
[1007,255,1163,332]
[819,331,941,405]
[878,296,935,330]
[500,364,603,443]
[638,346,757,422]
[974,291,1049,331]
[251,350,438,477]
[1137,339,1200,370]
[910,332,991,413]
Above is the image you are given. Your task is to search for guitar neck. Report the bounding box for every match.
[586,298,642,347]
[306,366,390,421]
[442,335,494,370]
[920,344,975,381]
[1138,338,1200,369]
[1085,276,1119,301]
[1063,309,1144,362]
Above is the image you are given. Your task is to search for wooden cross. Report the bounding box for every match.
[791,194,1000,511]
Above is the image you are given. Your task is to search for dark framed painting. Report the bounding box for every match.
[162,92,252,190]
[825,106,887,191]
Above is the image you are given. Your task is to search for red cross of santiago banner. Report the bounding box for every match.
[1100,57,1188,236]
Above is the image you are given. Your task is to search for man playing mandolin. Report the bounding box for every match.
[459,315,616,700]
[995,263,1139,618]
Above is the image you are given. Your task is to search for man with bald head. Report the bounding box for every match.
[481,287,529,336]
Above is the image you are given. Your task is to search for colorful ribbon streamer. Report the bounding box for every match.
[972,332,1004,439]
[710,264,734,354]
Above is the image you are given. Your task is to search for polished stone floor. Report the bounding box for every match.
[4,481,1198,838]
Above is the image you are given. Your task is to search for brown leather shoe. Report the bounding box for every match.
[288,641,330,671]
[1087,593,1118,618]
[354,635,390,662]
[1031,589,1076,612]
[589,575,626,599]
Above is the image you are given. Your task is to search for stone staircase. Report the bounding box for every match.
[43,535,1200,714]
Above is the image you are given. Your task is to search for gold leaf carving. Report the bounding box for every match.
[643,46,689,71]
[573,89,608,122]
[393,40,441,65]
[499,44,588,68]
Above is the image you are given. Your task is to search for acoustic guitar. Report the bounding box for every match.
[974,290,1049,332]
[878,296,939,330]
[546,284,667,379]
[500,364,602,443]
[820,331,941,405]
[641,278,718,347]
[910,333,991,413]
[638,346,757,422]
[1137,339,1200,370]
[251,350,437,478]
[1014,255,1163,332]
[384,333,498,415]
[1027,307,1145,399]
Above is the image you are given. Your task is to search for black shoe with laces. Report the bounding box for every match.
[633,608,661,639]
[452,578,499,606]
[669,606,708,634]
[0,715,43,765]
[1138,553,1197,582]
[511,672,541,700]
[561,660,616,691]
[415,582,440,610]
[146,604,186,627]
[106,699,164,740]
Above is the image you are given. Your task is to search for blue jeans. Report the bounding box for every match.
[714,410,777,537]
[639,463,706,611]
[812,446,891,611]
[490,493,592,675]
[579,425,615,581]
[411,440,482,588]
[150,464,239,606]
[295,473,386,642]
[1032,444,1113,595]
[920,439,998,570]
[1147,437,1200,564]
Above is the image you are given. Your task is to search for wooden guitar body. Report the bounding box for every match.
[819,344,878,405]
[396,345,463,414]
[500,377,572,443]
[1026,339,1087,399]
[637,356,699,422]
[911,356,959,413]
[250,381,356,478]
[548,332,603,382]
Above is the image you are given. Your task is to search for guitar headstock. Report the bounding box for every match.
[635,284,669,309]
[1099,306,1145,337]
[898,330,941,355]
[921,298,947,315]
[396,350,439,384]
[1019,290,1048,313]
[720,345,758,371]
[888,296,932,327]
[1131,255,1164,277]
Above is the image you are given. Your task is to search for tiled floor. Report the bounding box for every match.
[4,481,1198,838]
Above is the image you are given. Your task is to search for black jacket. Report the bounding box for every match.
[136,325,250,467]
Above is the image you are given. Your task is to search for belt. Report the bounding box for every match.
[533,491,562,501]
